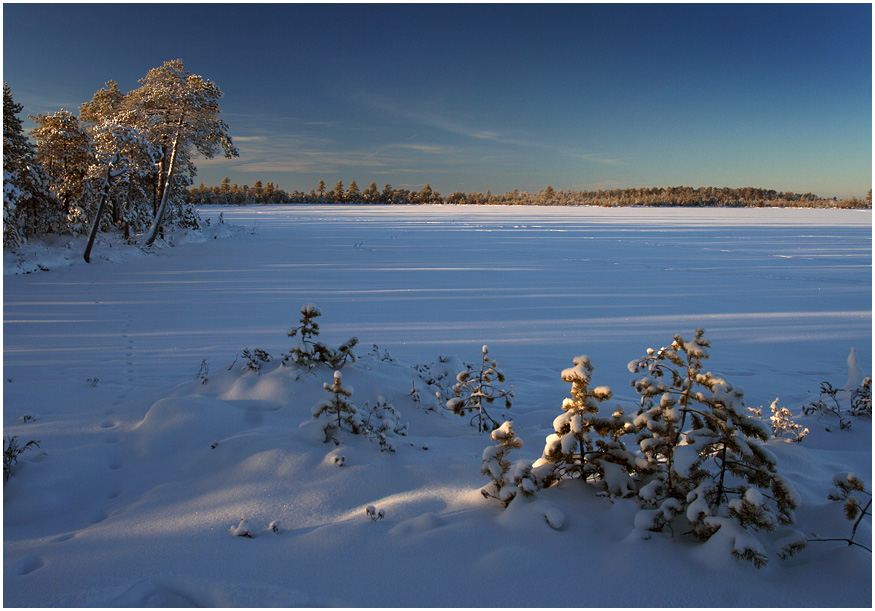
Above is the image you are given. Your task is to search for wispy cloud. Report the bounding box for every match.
[362,95,538,148]
[199,118,434,177]
[229,135,266,143]
[386,143,461,155]
[569,152,622,166]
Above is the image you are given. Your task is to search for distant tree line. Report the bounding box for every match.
[3,59,236,251]
[189,179,871,209]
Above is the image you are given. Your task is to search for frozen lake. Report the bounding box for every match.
[6,204,869,410]
[3,204,871,607]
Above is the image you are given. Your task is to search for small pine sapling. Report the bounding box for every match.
[537,355,636,496]
[481,420,538,507]
[327,337,359,369]
[369,344,395,362]
[241,348,271,373]
[628,328,798,567]
[361,397,408,453]
[4,435,40,482]
[282,304,359,370]
[748,399,809,443]
[312,371,362,441]
[283,303,322,368]
[446,345,514,432]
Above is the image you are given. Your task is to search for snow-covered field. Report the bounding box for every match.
[3,204,871,607]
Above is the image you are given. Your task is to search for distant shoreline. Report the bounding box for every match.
[189,182,872,210]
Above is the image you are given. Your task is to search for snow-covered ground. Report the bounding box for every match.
[3,204,871,607]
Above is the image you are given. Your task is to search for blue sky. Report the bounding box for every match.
[3,3,872,198]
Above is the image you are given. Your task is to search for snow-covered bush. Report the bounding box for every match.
[803,381,852,430]
[361,398,408,453]
[240,347,271,373]
[365,505,385,521]
[282,304,358,370]
[4,435,40,483]
[446,345,513,432]
[534,355,636,496]
[480,421,538,507]
[229,518,252,538]
[312,371,362,442]
[849,377,871,417]
[802,349,871,427]
[627,328,798,567]
[413,355,470,409]
[748,399,809,442]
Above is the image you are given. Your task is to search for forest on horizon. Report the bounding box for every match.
[190,178,873,209]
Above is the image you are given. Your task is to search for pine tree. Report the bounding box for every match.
[330,180,344,202]
[361,398,408,453]
[380,183,394,204]
[29,109,94,234]
[481,420,538,507]
[537,355,636,495]
[447,345,514,432]
[3,83,59,245]
[283,303,323,368]
[125,59,238,245]
[79,80,163,237]
[282,304,358,370]
[346,180,360,202]
[312,371,362,441]
[628,328,798,566]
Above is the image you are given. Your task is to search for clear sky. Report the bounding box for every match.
[3,2,872,199]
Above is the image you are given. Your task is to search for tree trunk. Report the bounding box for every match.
[144,127,182,246]
[83,158,117,263]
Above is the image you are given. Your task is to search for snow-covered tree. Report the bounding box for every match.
[481,420,538,507]
[312,371,362,441]
[282,304,358,370]
[82,125,161,261]
[536,355,636,496]
[850,377,871,417]
[124,59,238,245]
[28,109,94,234]
[447,345,514,432]
[80,81,163,236]
[361,397,408,453]
[3,83,59,245]
[628,328,798,567]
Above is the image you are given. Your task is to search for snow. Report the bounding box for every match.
[3,204,872,607]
